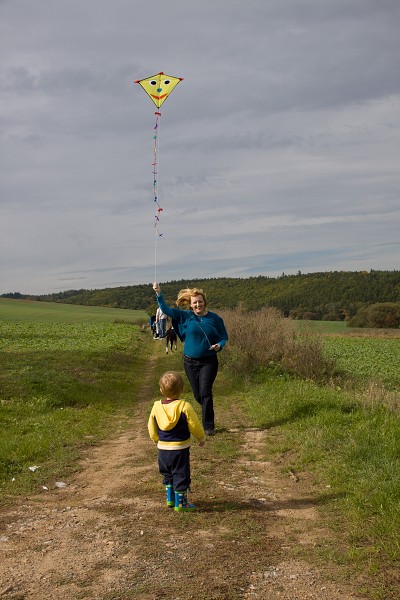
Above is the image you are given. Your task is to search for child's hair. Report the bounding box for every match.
[159,371,184,398]
[176,287,207,309]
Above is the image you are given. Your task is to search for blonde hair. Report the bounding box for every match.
[176,287,207,309]
[159,371,184,398]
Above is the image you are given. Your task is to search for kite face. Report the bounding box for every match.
[135,72,183,108]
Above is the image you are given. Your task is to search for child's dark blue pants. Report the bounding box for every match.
[158,448,191,491]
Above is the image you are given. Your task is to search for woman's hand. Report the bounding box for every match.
[210,344,221,352]
[153,282,161,295]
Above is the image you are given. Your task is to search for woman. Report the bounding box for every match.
[153,282,228,436]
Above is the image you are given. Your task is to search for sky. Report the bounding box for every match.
[1,0,399,295]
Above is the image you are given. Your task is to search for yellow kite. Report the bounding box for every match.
[134,72,183,108]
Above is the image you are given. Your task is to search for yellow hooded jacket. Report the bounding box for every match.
[148,399,205,450]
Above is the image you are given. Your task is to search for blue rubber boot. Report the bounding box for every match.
[166,484,174,508]
[174,490,196,512]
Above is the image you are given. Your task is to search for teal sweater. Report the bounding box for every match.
[155,293,228,358]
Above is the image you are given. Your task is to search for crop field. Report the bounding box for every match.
[295,319,400,389]
[324,336,400,389]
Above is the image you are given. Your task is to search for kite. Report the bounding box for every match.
[134,72,183,281]
[135,72,183,109]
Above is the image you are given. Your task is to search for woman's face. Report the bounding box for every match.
[190,294,206,316]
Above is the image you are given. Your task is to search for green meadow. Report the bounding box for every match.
[1,300,400,597]
[0,299,152,498]
[0,297,148,323]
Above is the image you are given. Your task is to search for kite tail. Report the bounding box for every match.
[153,110,163,280]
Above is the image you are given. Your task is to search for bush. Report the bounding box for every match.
[349,302,400,328]
[220,307,335,382]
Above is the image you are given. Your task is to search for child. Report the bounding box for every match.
[148,371,206,512]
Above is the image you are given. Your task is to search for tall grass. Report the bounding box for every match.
[221,307,335,382]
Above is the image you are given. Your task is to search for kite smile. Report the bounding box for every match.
[151,93,168,100]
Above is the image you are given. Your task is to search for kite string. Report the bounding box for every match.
[193,316,213,349]
[154,228,158,283]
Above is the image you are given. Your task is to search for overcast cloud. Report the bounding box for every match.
[1,0,399,295]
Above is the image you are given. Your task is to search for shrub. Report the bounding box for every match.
[220,307,335,382]
[349,302,400,329]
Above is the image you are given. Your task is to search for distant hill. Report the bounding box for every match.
[3,270,399,321]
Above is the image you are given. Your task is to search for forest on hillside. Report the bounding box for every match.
[3,270,400,324]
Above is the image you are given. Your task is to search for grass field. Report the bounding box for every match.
[298,319,348,334]
[0,297,148,323]
[0,300,152,499]
[299,318,400,338]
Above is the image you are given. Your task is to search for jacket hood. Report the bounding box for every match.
[152,399,187,430]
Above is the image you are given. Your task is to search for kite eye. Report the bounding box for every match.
[163,79,171,86]
[150,80,157,86]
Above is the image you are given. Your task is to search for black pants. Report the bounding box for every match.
[184,354,218,431]
[158,448,191,491]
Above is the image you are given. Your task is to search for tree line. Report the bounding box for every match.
[2,270,400,327]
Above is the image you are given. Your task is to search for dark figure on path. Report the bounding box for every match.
[165,326,178,354]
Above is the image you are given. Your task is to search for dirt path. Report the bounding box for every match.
[0,352,368,600]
